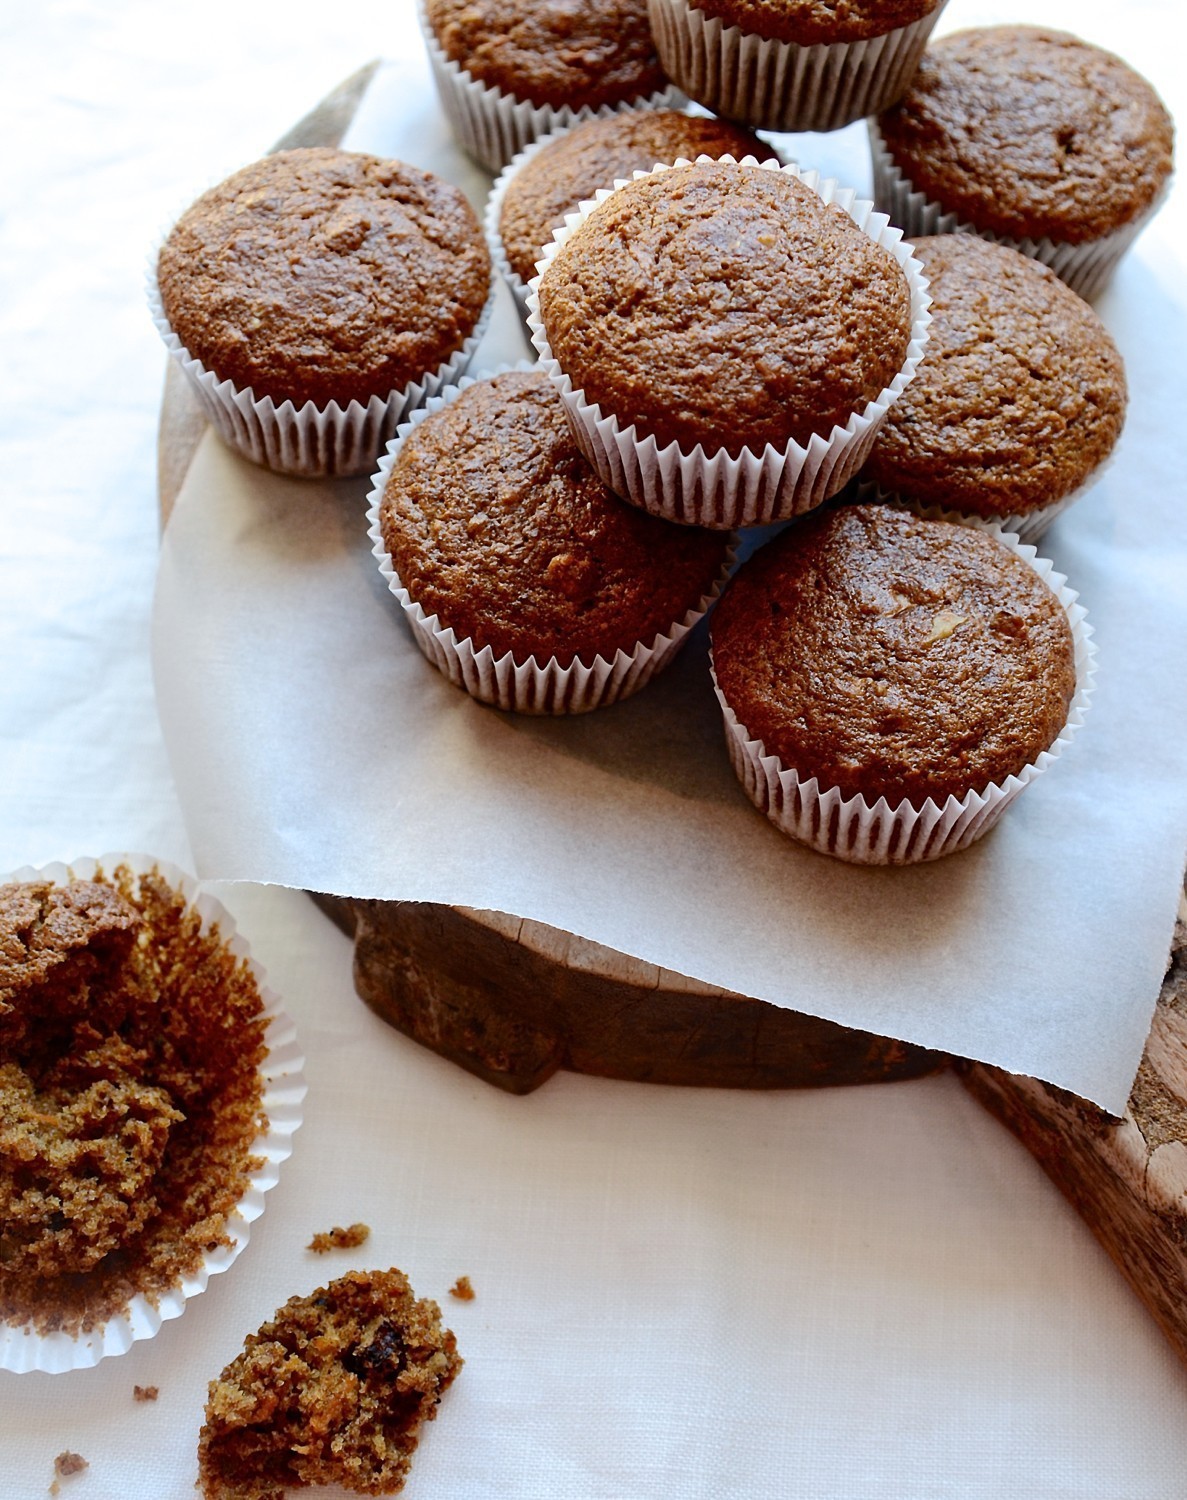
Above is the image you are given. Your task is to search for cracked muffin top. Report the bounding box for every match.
[711,504,1076,806]
[537,160,913,458]
[424,0,666,109]
[877,27,1174,243]
[379,369,730,668]
[158,147,490,409]
[862,235,1127,517]
[688,0,942,47]
[499,109,778,285]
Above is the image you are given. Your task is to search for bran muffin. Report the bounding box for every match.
[375,369,731,710]
[153,148,492,476]
[198,1269,461,1500]
[873,28,1174,296]
[647,0,948,132]
[494,109,780,290]
[861,236,1127,528]
[711,505,1086,860]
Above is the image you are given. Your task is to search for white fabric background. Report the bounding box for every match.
[3,1,1187,1496]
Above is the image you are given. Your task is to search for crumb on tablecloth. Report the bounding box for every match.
[49,1450,88,1491]
[133,1384,159,1401]
[307,1222,370,1253]
[449,1275,475,1301]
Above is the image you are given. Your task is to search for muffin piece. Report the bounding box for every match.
[688,0,941,47]
[197,1269,462,1500]
[711,505,1077,807]
[876,28,1174,246]
[157,147,491,411]
[497,109,779,286]
[424,0,666,110]
[379,369,731,669]
[537,160,913,458]
[862,235,1127,521]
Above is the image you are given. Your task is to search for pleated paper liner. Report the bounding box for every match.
[647,0,947,132]
[0,854,306,1373]
[868,120,1170,302]
[147,242,495,480]
[366,369,738,714]
[418,0,683,174]
[712,521,1096,865]
[527,156,932,529]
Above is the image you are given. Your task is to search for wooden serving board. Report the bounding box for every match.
[157,64,1187,1366]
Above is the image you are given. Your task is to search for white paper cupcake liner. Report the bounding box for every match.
[418,0,683,174]
[647,0,946,132]
[0,854,306,1373]
[146,236,495,480]
[868,120,1170,301]
[367,368,737,713]
[527,156,932,529]
[713,525,1096,864]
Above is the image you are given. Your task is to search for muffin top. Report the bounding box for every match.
[379,370,730,668]
[862,236,1127,517]
[877,27,1174,243]
[689,0,941,47]
[158,148,491,409]
[424,0,666,110]
[499,109,779,284]
[711,504,1076,806]
[537,161,913,457]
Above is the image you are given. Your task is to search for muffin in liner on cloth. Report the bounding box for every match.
[529,156,931,529]
[647,0,947,132]
[858,235,1127,543]
[871,27,1175,300]
[486,108,780,325]
[0,855,305,1373]
[419,0,681,173]
[367,366,736,714]
[710,505,1095,865]
[150,147,494,478]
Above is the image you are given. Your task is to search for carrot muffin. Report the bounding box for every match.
[158,148,490,413]
[537,161,913,458]
[379,369,730,689]
[861,236,1127,525]
[496,109,780,289]
[873,28,1174,293]
[198,1268,461,1500]
[648,0,947,132]
[0,868,269,1340]
[711,504,1077,809]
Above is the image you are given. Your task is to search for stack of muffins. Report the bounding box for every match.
[149,1,1176,864]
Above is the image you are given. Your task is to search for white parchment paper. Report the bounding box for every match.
[153,61,1187,1115]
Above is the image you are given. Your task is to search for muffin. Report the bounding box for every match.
[710,505,1092,863]
[531,158,930,527]
[198,1269,461,1500]
[152,147,493,477]
[371,368,734,713]
[860,235,1128,539]
[647,0,948,132]
[490,109,780,318]
[872,27,1175,299]
[420,0,676,172]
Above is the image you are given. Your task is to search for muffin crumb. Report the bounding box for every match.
[133,1384,159,1402]
[449,1275,475,1301]
[307,1223,371,1254]
[50,1451,88,1490]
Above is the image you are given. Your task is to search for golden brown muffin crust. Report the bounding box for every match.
[877,27,1175,243]
[158,147,490,409]
[425,0,666,109]
[197,1268,461,1500]
[711,505,1076,806]
[689,0,941,47]
[863,236,1127,516]
[500,109,779,283]
[538,161,912,457]
[381,370,730,667]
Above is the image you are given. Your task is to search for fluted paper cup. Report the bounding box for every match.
[712,526,1095,864]
[367,370,737,713]
[647,0,946,132]
[528,156,931,529]
[0,855,305,1373]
